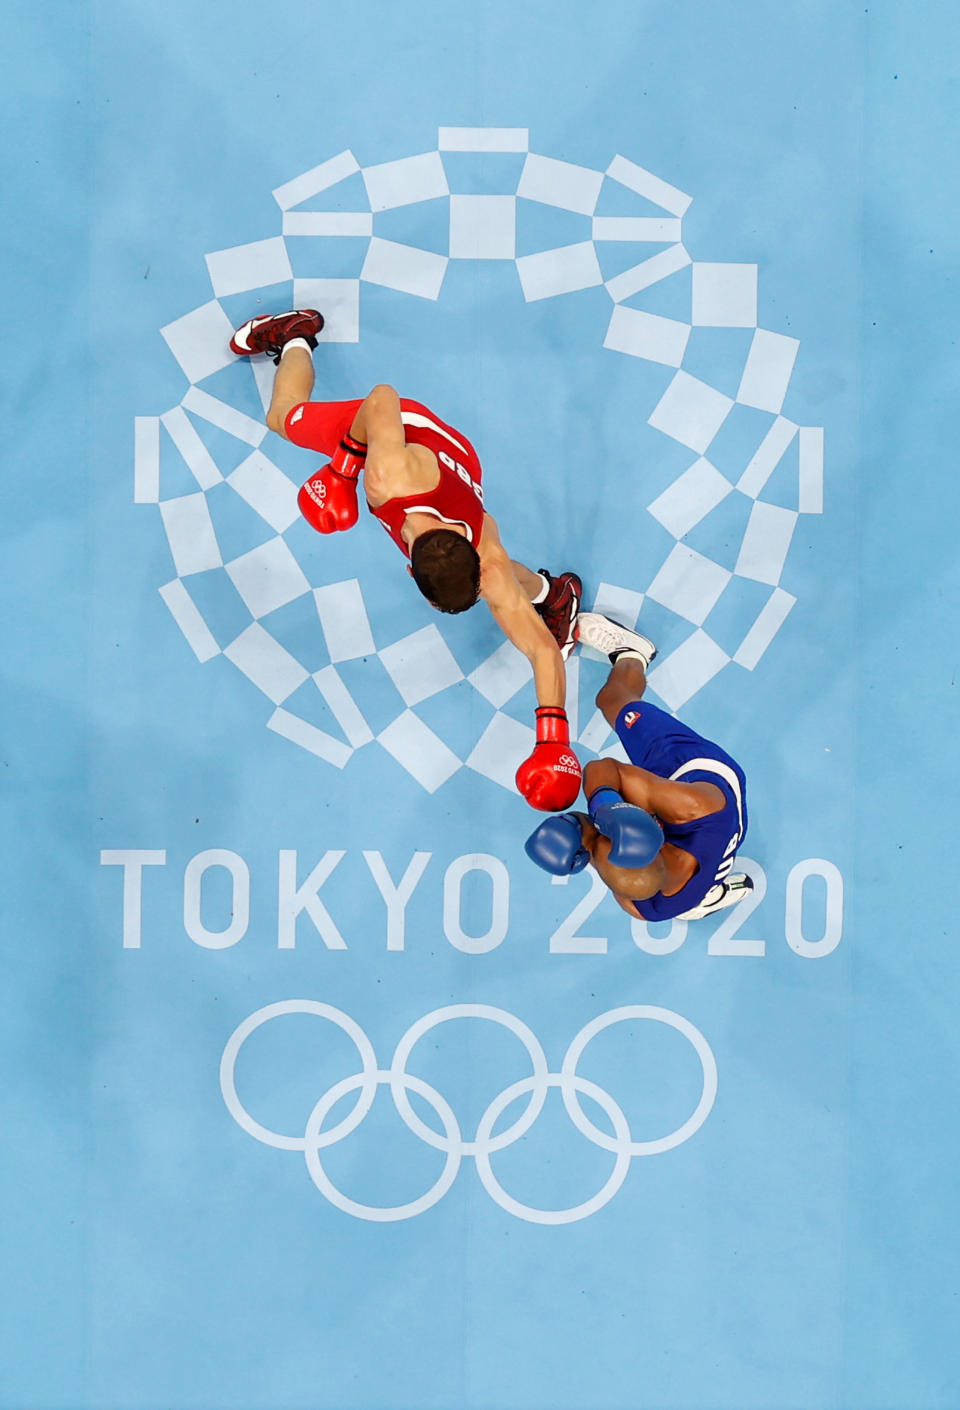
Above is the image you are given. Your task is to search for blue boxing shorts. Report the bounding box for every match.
[614,701,748,922]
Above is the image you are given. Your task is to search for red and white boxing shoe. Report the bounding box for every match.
[230,309,325,365]
[534,570,582,660]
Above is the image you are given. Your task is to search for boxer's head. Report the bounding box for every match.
[410,528,481,613]
[582,819,666,900]
[525,812,667,899]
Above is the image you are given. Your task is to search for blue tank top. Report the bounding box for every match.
[613,702,748,922]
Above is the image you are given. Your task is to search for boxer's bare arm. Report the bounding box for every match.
[346,384,404,454]
[583,757,725,822]
[349,384,439,506]
[478,517,566,709]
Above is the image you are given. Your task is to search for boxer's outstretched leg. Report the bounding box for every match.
[517,565,582,659]
[596,657,649,727]
[230,309,324,438]
[510,561,545,599]
[576,613,658,726]
[266,346,316,437]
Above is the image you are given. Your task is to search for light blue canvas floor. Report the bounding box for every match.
[3,3,959,1407]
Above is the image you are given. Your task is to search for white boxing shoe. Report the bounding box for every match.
[677,874,754,921]
[575,612,657,670]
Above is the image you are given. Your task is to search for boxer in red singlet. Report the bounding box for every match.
[230,309,583,811]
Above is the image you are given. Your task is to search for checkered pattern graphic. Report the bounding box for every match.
[135,129,824,793]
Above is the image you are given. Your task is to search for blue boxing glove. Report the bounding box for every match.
[525,814,590,876]
[588,787,663,869]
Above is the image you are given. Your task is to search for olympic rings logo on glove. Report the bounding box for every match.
[555,753,581,774]
[302,478,327,504]
[220,1001,718,1224]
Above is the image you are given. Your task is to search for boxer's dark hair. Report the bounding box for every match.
[410,528,481,613]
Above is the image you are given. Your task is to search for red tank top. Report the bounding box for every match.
[369,399,485,557]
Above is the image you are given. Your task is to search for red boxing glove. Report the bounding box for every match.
[298,433,367,534]
[515,707,583,812]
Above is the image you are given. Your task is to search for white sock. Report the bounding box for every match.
[280,337,313,357]
[530,573,550,605]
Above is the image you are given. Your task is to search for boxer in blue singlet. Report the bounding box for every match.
[525,613,753,921]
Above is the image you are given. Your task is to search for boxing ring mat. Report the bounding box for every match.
[3,2,959,1408]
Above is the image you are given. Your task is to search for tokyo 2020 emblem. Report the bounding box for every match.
[135,126,824,797]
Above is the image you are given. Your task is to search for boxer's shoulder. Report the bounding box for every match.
[365,442,438,502]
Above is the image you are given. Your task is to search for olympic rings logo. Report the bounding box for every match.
[220,1001,718,1224]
